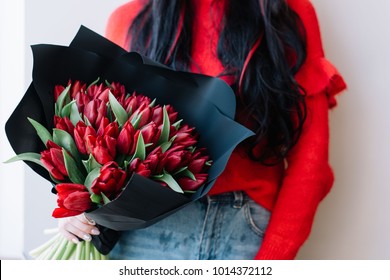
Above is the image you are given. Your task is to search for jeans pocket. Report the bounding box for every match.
[244,199,271,237]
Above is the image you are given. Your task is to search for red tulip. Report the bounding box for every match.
[129,102,152,128]
[54,85,65,101]
[171,124,198,148]
[69,80,86,99]
[116,120,137,155]
[129,158,151,177]
[91,161,126,198]
[187,149,210,174]
[109,82,126,99]
[177,174,208,191]
[74,122,97,155]
[97,118,119,138]
[160,149,190,173]
[151,105,178,126]
[144,147,163,174]
[124,92,151,113]
[74,91,90,113]
[140,121,160,147]
[144,146,191,175]
[40,141,68,181]
[52,183,91,218]
[85,135,117,165]
[54,116,75,136]
[83,99,106,127]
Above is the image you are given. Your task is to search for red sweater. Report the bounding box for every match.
[105,0,347,260]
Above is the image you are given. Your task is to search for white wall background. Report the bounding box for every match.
[1,0,389,259]
[297,0,390,259]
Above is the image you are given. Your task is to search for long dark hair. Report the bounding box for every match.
[129,0,307,164]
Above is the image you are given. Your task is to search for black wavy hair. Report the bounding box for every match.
[129,0,307,164]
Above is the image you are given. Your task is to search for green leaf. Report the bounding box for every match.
[155,172,184,194]
[27,118,53,147]
[70,102,83,126]
[82,154,102,174]
[90,193,102,204]
[206,160,213,166]
[4,152,46,169]
[83,116,92,126]
[84,167,101,192]
[157,106,170,145]
[55,85,71,116]
[109,91,128,127]
[53,129,80,162]
[149,98,156,108]
[86,77,100,91]
[173,166,188,175]
[131,133,146,161]
[130,112,142,129]
[61,100,76,119]
[101,192,111,205]
[105,79,113,89]
[62,149,85,184]
[172,119,183,130]
[181,169,196,181]
[160,135,176,153]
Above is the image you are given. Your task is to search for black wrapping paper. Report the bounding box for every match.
[5,26,254,254]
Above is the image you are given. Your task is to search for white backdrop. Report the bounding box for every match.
[1,0,389,259]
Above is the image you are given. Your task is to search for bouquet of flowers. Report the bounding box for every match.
[8,79,212,259]
[5,26,254,259]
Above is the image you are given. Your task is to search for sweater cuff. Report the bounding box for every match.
[255,238,299,260]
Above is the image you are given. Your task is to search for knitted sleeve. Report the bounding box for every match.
[255,0,346,259]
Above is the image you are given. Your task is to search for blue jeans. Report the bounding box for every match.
[109,191,270,260]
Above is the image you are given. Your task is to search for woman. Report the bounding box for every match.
[58,0,346,259]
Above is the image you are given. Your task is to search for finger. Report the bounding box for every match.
[79,213,96,225]
[60,222,93,242]
[61,231,80,244]
[75,215,100,235]
[70,216,100,236]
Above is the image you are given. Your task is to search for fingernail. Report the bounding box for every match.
[91,228,100,235]
[72,238,80,244]
[83,234,91,241]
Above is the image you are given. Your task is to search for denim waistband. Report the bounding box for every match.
[199,191,250,209]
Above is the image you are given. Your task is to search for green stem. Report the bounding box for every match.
[44,235,62,260]
[61,241,76,260]
[29,233,61,258]
[52,236,68,259]
[75,242,83,260]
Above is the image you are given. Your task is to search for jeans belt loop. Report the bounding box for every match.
[233,191,243,209]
